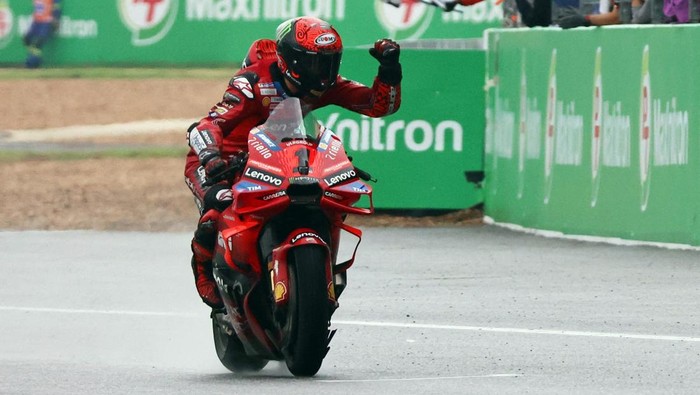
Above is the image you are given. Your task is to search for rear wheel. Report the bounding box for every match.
[284,245,331,377]
[212,313,268,373]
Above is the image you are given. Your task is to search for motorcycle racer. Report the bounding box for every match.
[184,16,402,309]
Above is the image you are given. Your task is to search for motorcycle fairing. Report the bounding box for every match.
[210,98,376,370]
[219,219,262,274]
[269,228,333,307]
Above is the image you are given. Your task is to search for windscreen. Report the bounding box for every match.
[259,97,322,142]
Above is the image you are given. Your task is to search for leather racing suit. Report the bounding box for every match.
[184,39,402,308]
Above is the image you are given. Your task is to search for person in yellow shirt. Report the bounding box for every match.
[23,0,62,68]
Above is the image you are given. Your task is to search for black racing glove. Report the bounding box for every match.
[199,148,227,179]
[556,7,592,29]
[369,39,402,85]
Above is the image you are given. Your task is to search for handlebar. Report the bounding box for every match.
[203,155,376,188]
[354,166,377,183]
[348,156,377,183]
[202,155,248,188]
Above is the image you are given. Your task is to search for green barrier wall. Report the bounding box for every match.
[0,1,489,210]
[316,47,485,210]
[484,25,700,245]
[0,0,500,66]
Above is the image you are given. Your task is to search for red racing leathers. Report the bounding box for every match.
[185,47,401,212]
[184,39,401,307]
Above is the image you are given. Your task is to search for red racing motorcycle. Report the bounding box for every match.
[207,97,374,376]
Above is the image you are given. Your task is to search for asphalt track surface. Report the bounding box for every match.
[1,226,699,394]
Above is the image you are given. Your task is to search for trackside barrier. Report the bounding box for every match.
[0,0,501,66]
[0,1,491,210]
[484,25,700,245]
[316,48,485,210]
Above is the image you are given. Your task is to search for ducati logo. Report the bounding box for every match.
[0,1,14,49]
[118,0,178,46]
[373,0,435,40]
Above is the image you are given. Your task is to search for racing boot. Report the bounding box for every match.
[190,209,224,309]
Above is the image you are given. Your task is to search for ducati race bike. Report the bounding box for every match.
[205,97,374,376]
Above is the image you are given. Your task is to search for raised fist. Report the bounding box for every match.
[369,39,400,67]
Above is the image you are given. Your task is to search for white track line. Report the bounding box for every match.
[316,374,519,383]
[484,216,700,251]
[2,306,698,343]
[334,320,700,343]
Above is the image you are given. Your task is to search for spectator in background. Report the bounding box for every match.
[506,0,615,27]
[662,0,690,22]
[556,1,619,27]
[557,0,692,27]
[383,0,694,26]
[382,0,592,27]
[23,0,62,68]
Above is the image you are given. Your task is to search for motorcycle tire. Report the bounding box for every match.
[212,314,268,373]
[284,245,331,377]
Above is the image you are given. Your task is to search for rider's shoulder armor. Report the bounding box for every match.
[228,71,260,101]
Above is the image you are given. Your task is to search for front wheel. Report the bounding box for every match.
[284,245,331,377]
[212,313,268,373]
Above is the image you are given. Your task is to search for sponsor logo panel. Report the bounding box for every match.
[323,168,356,187]
[244,166,283,186]
[324,113,463,153]
[118,0,178,46]
[0,2,14,49]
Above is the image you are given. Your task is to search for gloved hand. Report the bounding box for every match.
[227,150,248,169]
[370,39,402,85]
[199,148,227,179]
[370,38,400,67]
[556,7,592,29]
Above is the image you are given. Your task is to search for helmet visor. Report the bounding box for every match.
[298,51,342,91]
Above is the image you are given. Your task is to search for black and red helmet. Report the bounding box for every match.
[275,17,343,95]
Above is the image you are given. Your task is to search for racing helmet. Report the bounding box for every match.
[275,17,343,95]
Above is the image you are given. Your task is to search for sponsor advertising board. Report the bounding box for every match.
[0,0,500,65]
[0,1,489,211]
[316,48,485,209]
[485,26,700,245]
